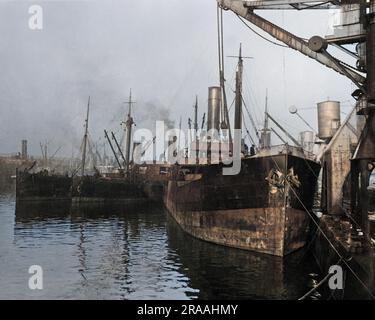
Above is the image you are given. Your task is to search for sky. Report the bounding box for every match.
[0,0,357,157]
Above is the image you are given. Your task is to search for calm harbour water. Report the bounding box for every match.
[0,191,324,300]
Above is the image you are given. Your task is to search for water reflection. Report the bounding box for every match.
[13,201,192,299]
[166,215,319,300]
[2,197,323,299]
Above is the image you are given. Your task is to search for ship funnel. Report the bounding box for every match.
[207,87,221,134]
[21,140,28,160]
[317,100,341,140]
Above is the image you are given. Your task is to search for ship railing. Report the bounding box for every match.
[0,153,21,159]
[256,144,316,161]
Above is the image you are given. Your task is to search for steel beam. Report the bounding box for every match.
[218,0,366,87]
[243,0,341,10]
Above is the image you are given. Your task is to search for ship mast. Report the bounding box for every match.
[124,89,135,174]
[234,44,243,132]
[194,95,199,163]
[230,43,253,151]
[264,89,268,131]
[259,91,271,149]
[194,95,199,132]
[178,116,182,152]
[217,4,232,145]
[81,96,90,177]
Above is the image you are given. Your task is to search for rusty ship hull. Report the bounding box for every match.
[164,152,320,257]
[16,170,72,202]
[72,175,147,203]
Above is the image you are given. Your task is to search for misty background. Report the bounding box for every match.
[0,0,356,158]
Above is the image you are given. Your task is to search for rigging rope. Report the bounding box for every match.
[242,95,260,139]
[217,4,229,127]
[217,5,223,86]
[298,256,343,300]
[242,112,256,147]
[236,15,288,48]
[242,71,262,128]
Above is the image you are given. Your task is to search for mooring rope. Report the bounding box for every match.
[298,257,343,300]
[269,154,375,299]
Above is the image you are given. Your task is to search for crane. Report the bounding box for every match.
[218,1,367,91]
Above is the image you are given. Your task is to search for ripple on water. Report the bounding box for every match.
[0,195,323,299]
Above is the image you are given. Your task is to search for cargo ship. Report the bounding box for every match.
[164,46,321,256]
[72,93,150,204]
[71,92,171,205]
[164,148,320,256]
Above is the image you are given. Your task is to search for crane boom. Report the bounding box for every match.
[242,0,342,10]
[217,0,366,89]
[104,130,123,170]
[266,112,302,147]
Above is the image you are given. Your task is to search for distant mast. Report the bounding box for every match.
[259,90,271,149]
[124,89,135,174]
[194,95,199,132]
[264,90,269,131]
[81,96,90,176]
[194,96,199,163]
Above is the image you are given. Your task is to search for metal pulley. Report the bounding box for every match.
[308,36,328,53]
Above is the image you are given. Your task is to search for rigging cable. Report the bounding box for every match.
[298,256,343,300]
[217,5,223,90]
[236,15,288,48]
[242,111,256,147]
[281,11,287,111]
[217,5,226,124]
[242,71,262,128]
[228,96,236,113]
[242,95,260,140]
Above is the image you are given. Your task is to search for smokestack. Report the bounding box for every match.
[21,140,28,160]
[207,86,221,134]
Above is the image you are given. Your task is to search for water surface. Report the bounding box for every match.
[0,192,323,300]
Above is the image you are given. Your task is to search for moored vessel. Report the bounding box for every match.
[164,45,321,256]
[164,146,320,256]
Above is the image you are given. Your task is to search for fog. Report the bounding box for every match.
[0,0,355,157]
